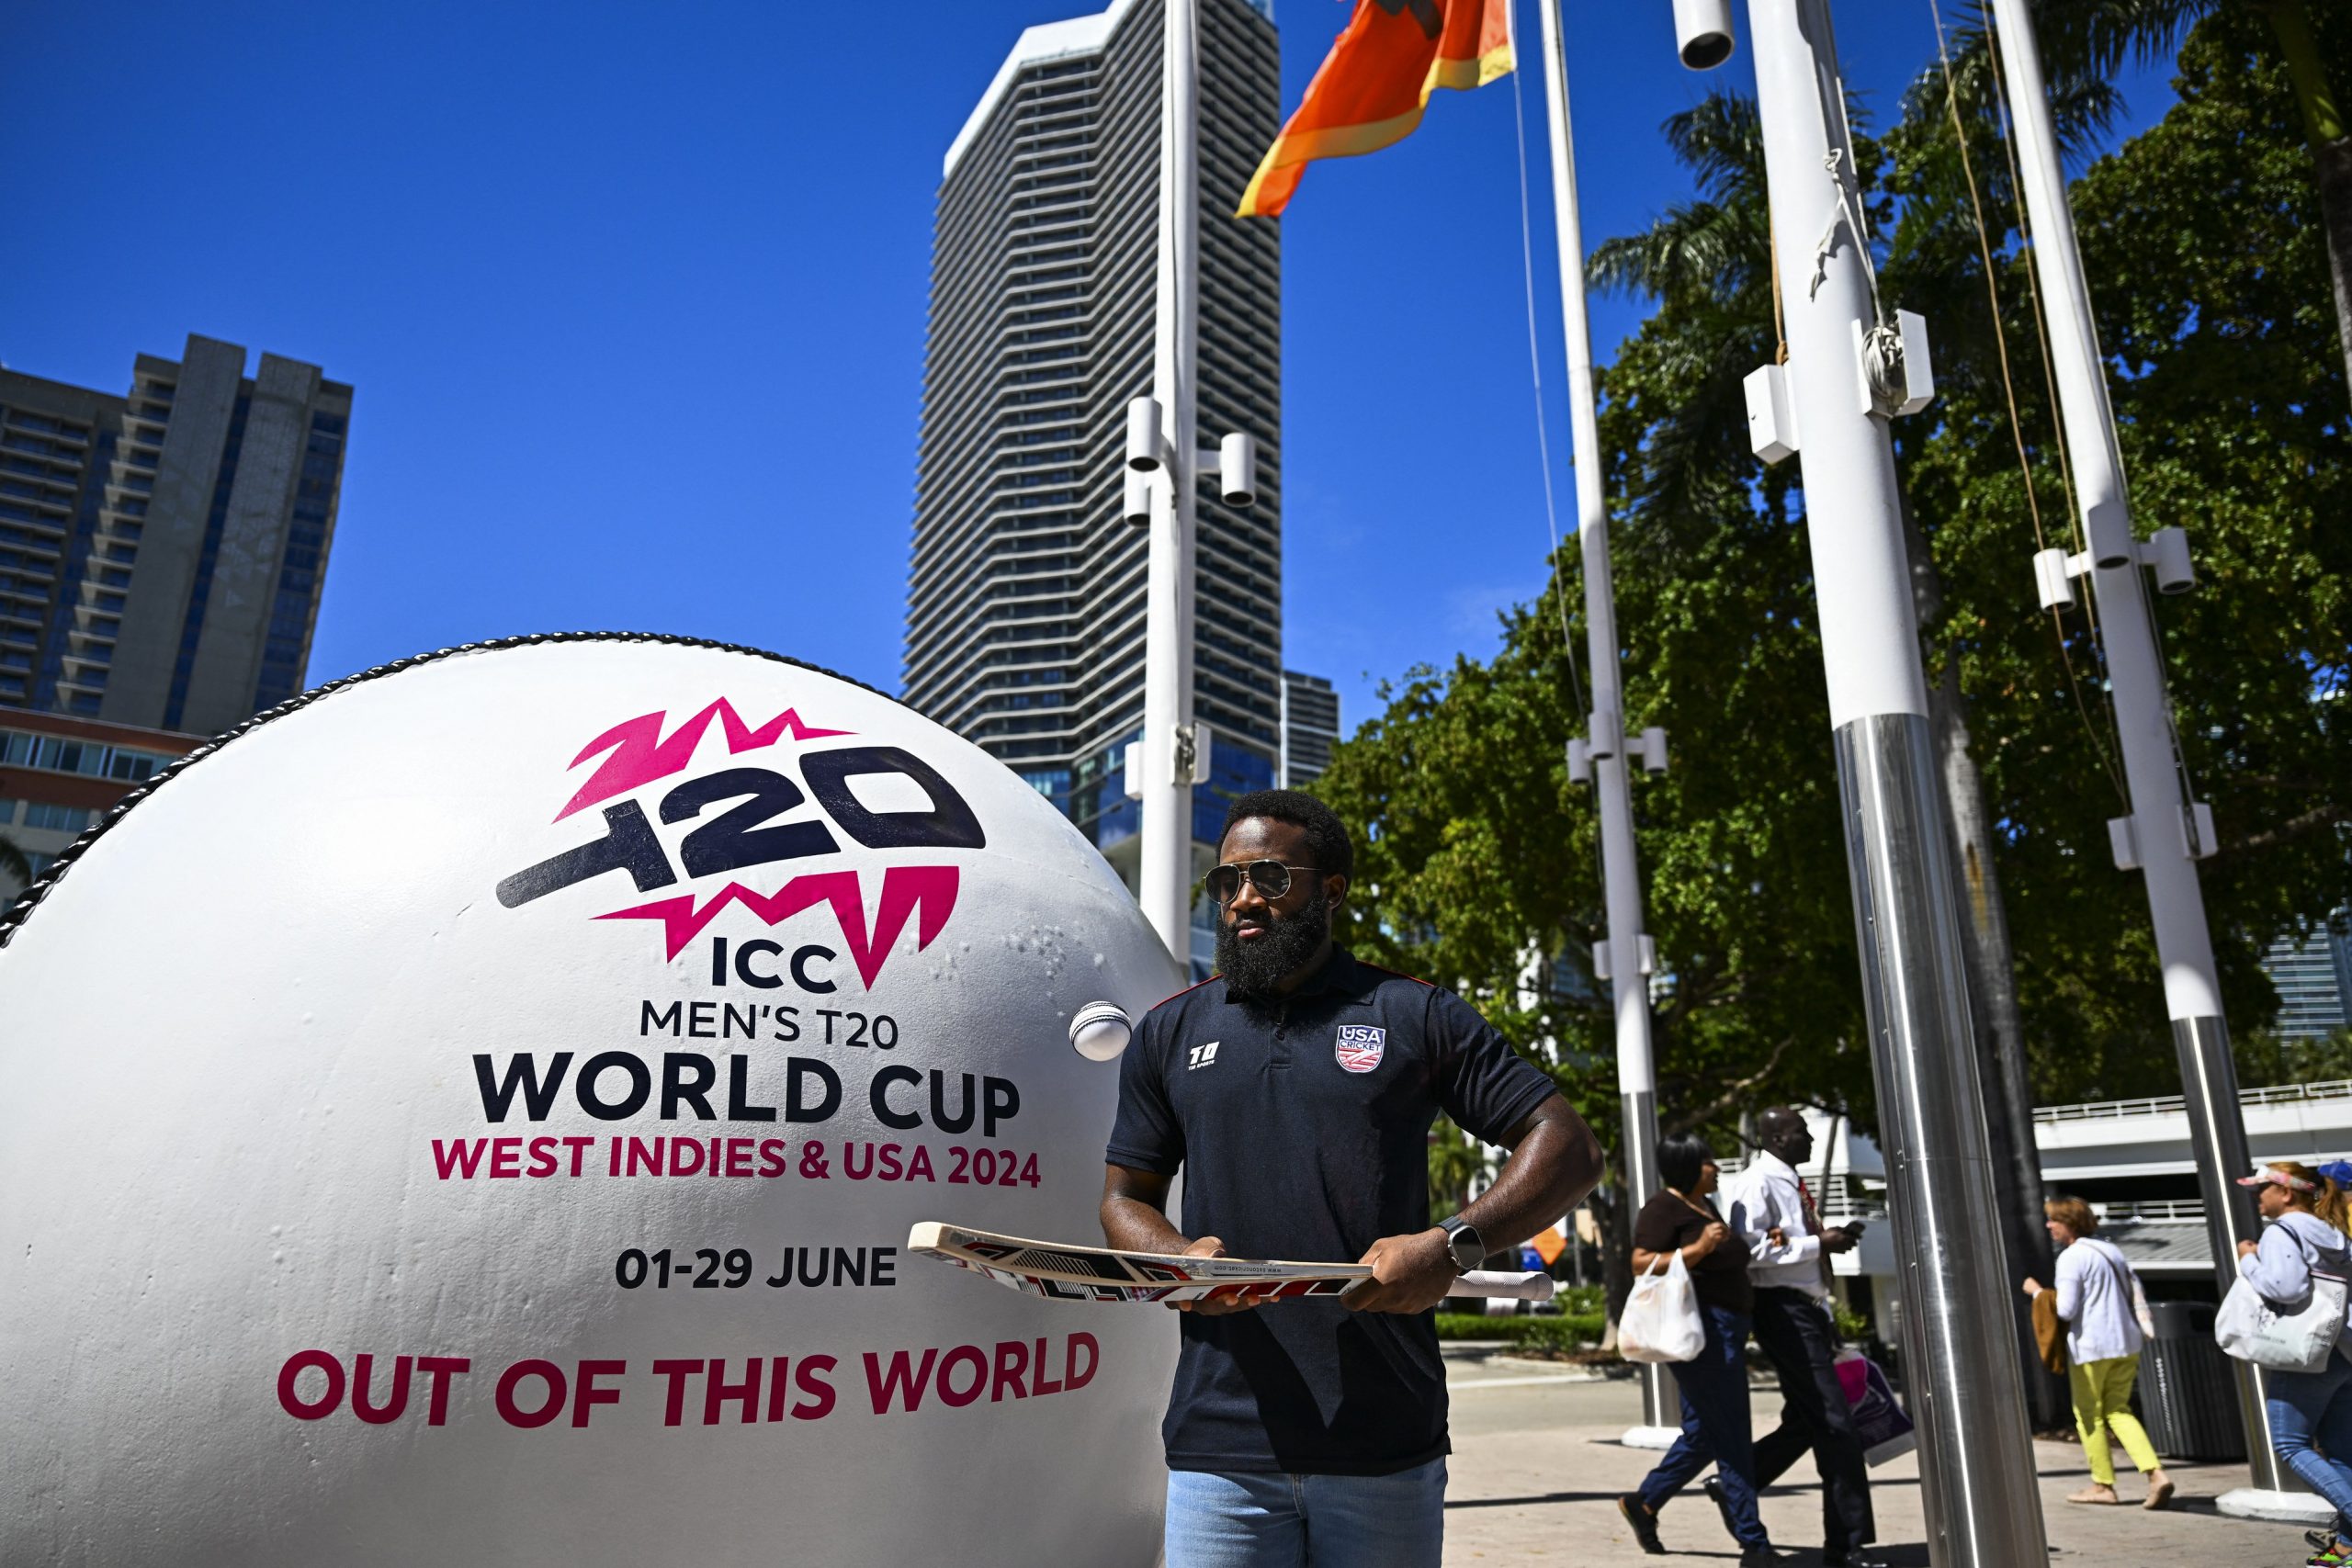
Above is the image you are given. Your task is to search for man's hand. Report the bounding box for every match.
[1823,1223,1861,1256]
[1174,1236,1272,1315]
[1340,1228,1457,1314]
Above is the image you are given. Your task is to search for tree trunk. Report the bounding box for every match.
[1594,1182,1635,1350]
[2313,135,2352,410]
[1928,655,2067,1430]
[1904,511,2066,1430]
[2260,0,2352,409]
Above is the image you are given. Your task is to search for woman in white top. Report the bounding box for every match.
[2234,1162,2352,1565]
[2022,1195,2174,1508]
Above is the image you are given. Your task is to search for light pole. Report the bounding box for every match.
[1126,0,1258,963]
[1986,0,2309,1517]
[1532,0,1677,1445]
[1730,1,2049,1561]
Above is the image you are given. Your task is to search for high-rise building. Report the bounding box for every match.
[904,0,1282,889]
[2264,916,2352,1040]
[0,334,350,735]
[1279,668,1339,788]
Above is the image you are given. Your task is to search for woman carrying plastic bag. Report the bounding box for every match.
[2221,1162,2352,1568]
[1614,1134,1780,1566]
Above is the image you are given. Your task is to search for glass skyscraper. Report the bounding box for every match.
[903,0,1283,895]
[2265,915,2352,1040]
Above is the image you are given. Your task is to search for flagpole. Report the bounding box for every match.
[1985,0,2303,1515]
[1140,0,1203,961]
[1532,0,1675,1445]
[1736,1,2047,1561]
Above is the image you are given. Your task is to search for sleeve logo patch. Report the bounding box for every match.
[1334,1025,1386,1074]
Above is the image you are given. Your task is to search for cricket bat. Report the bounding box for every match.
[908,1221,1556,1305]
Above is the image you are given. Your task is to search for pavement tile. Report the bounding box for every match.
[1441,1361,2317,1565]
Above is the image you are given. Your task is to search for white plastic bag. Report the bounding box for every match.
[1620,1251,1704,1364]
[2216,1271,2347,1375]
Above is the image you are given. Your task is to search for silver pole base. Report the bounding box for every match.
[1616,1088,1674,1432]
[2173,1013,2293,1494]
[2215,1488,2336,1526]
[1835,714,2049,1568]
[1622,1424,1682,1450]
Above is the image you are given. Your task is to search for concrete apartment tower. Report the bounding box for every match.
[0,334,350,735]
[904,0,1282,916]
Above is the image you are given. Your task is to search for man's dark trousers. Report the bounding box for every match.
[1748,1286,1872,1553]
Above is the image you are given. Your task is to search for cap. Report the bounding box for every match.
[2238,1164,2316,1191]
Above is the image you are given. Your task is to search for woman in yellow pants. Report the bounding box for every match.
[2024,1196,2176,1508]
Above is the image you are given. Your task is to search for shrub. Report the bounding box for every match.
[1434,1312,1606,1349]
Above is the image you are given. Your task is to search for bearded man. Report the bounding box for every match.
[1102,789,1601,1568]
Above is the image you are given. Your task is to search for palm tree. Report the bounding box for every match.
[2033,0,2352,400]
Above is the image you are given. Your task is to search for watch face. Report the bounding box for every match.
[1449,1228,1484,1270]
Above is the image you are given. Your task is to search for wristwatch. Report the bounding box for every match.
[1437,1214,1485,1274]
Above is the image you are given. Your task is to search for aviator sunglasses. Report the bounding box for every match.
[1204,861,1322,905]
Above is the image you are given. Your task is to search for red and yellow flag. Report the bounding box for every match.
[1235,0,1514,219]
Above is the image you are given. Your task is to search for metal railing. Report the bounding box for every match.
[2033,1077,2352,1125]
[2096,1198,2208,1223]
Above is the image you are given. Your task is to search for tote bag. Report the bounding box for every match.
[1834,1350,1917,1467]
[1619,1251,1704,1364]
[2216,1229,2348,1375]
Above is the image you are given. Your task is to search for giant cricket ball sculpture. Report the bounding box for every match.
[0,635,1184,1565]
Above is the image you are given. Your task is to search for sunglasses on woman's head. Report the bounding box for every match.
[1204,861,1321,905]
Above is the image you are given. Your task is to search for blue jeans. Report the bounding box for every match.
[2268,1347,2352,1525]
[1164,1457,1448,1568]
[1636,1303,1771,1551]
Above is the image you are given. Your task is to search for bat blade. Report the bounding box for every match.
[907,1223,1554,1303]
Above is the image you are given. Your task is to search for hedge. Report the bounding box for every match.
[1434,1313,1607,1350]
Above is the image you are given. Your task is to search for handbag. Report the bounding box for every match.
[1619,1250,1704,1363]
[2031,1288,2066,1374]
[2215,1228,2348,1375]
[1834,1350,1917,1466]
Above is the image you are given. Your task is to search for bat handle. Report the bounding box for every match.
[1448,1270,1555,1303]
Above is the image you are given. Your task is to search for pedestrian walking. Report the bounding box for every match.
[1615,1133,1781,1564]
[2233,1162,2352,1568]
[1719,1107,1881,1568]
[1101,789,1605,1568]
[2020,1195,2176,1509]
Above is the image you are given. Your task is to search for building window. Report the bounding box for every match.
[23,802,92,833]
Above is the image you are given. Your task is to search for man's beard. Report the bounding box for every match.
[1215,883,1330,1001]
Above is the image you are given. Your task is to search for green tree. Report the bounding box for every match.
[1316,7,2349,1331]
[1883,8,2352,1100]
[2035,0,2352,403]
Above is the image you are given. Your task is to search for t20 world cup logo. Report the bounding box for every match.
[494,697,983,987]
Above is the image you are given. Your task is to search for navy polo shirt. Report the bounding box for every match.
[1106,946,1558,1476]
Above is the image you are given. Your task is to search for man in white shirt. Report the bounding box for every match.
[1720,1107,1879,1568]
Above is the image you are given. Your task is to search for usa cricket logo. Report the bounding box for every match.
[493,696,983,985]
[1334,1024,1386,1074]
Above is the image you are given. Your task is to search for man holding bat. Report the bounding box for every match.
[1102,790,1603,1567]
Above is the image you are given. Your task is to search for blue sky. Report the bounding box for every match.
[0,2,2175,735]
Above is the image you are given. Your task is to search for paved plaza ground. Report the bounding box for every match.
[1441,1348,2319,1566]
